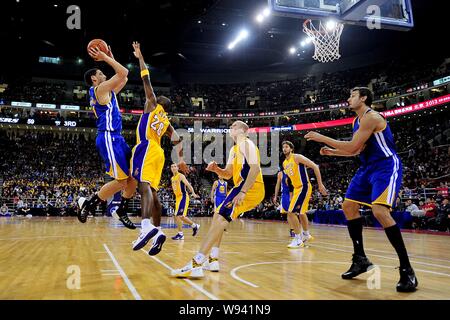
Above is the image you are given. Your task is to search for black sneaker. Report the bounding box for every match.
[341,254,374,279]
[77,197,88,223]
[192,224,200,236]
[112,207,136,229]
[396,267,418,292]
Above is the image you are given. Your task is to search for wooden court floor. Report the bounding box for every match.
[0,216,449,300]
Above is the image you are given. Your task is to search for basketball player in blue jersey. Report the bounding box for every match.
[210,177,227,212]
[273,167,294,237]
[78,45,136,229]
[305,87,417,292]
[125,42,188,256]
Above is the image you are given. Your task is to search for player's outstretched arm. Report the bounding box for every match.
[319,146,361,157]
[273,171,282,204]
[305,114,379,154]
[181,175,199,198]
[295,154,327,196]
[132,41,157,113]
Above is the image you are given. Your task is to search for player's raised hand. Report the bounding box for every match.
[132,41,142,59]
[88,46,108,62]
[206,161,218,173]
[192,193,200,199]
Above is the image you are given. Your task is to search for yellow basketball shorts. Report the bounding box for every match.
[130,140,165,190]
[175,194,190,217]
[288,184,312,215]
[215,181,265,222]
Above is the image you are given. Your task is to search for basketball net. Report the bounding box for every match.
[303,19,344,63]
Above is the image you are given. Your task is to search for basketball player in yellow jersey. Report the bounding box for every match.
[171,121,265,278]
[124,42,188,256]
[282,141,328,249]
[170,163,201,240]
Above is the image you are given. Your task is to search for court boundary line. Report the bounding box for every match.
[103,244,142,300]
[139,249,219,300]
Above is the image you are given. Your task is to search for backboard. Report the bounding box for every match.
[268,0,414,31]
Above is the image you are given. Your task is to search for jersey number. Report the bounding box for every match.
[150,115,164,136]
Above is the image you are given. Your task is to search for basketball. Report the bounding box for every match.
[87,39,109,59]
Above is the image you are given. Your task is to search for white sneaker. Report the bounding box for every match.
[132,227,158,251]
[148,230,166,256]
[302,233,314,243]
[171,260,204,278]
[203,257,220,272]
[287,238,305,249]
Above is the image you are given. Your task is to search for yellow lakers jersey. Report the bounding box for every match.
[231,139,264,186]
[171,173,186,198]
[283,155,311,189]
[136,104,170,145]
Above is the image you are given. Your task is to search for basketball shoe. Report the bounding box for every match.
[132,227,159,251]
[171,259,204,278]
[111,201,136,230]
[341,254,375,279]
[396,267,418,292]
[148,229,166,256]
[192,224,200,236]
[172,233,184,240]
[202,257,220,272]
[287,238,305,249]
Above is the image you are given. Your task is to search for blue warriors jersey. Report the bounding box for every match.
[346,109,402,208]
[353,109,398,165]
[215,180,227,205]
[89,87,122,132]
[280,171,290,196]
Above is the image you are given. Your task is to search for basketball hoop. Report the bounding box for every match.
[303,19,344,63]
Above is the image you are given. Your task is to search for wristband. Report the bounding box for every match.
[140,69,150,78]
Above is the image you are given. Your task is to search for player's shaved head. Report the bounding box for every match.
[232,121,249,132]
[157,95,171,110]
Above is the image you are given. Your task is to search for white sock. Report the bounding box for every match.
[179,231,184,236]
[193,253,206,265]
[141,219,154,232]
[210,247,220,259]
[191,223,197,228]
[302,230,310,236]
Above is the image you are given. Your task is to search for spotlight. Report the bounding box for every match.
[326,20,337,31]
[289,47,297,55]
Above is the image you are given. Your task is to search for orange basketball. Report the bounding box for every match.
[87,39,109,59]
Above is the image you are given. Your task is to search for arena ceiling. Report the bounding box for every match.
[0,0,447,78]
